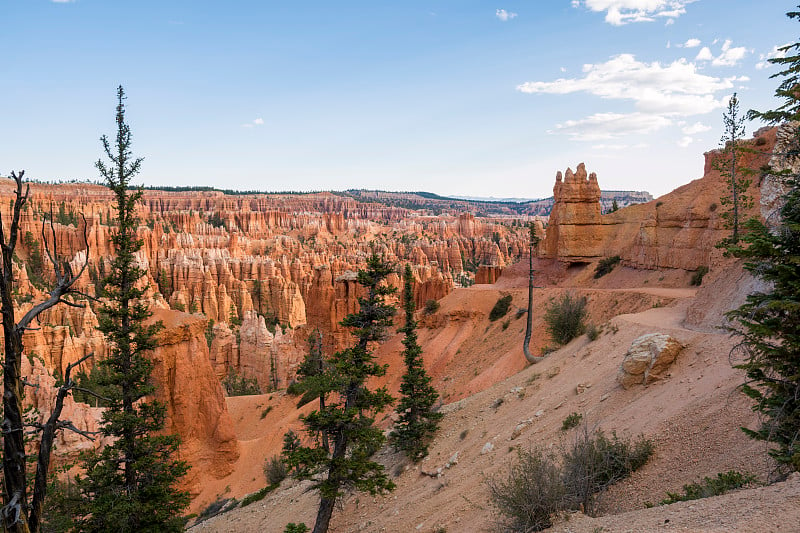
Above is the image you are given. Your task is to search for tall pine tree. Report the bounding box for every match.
[284,254,396,533]
[77,86,189,531]
[717,93,753,246]
[389,264,441,461]
[728,6,800,474]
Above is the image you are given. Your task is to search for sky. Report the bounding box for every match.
[1,1,797,199]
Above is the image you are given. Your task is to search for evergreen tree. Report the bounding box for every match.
[728,6,800,474]
[284,254,396,533]
[389,265,442,461]
[77,86,189,532]
[717,93,753,246]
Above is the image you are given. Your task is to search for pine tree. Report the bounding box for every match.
[728,6,800,474]
[283,254,396,533]
[389,265,442,461]
[77,86,189,532]
[717,93,753,246]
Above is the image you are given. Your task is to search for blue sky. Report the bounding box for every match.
[1,1,796,199]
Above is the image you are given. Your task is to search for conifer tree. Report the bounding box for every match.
[389,265,442,461]
[728,6,800,474]
[77,86,189,532]
[284,254,396,533]
[717,93,753,246]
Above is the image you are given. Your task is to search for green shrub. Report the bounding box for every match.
[690,266,709,286]
[660,471,755,505]
[487,448,565,532]
[284,524,309,533]
[240,484,277,507]
[264,455,288,485]
[424,299,440,315]
[489,295,513,321]
[594,256,621,279]
[561,412,583,431]
[562,429,654,515]
[222,369,262,396]
[586,323,601,341]
[502,319,511,331]
[544,292,588,345]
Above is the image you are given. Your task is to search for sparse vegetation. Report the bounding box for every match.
[660,471,755,505]
[264,455,288,485]
[586,323,601,341]
[487,429,653,531]
[561,412,583,431]
[544,292,588,345]
[594,256,621,279]
[489,294,513,321]
[222,369,262,396]
[284,524,309,533]
[240,485,278,507]
[690,266,709,286]
[424,299,440,315]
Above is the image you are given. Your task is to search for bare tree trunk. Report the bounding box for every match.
[523,226,544,365]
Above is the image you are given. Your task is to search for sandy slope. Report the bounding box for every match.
[190,260,784,532]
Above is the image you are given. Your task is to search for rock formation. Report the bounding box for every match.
[543,163,603,260]
[617,333,683,389]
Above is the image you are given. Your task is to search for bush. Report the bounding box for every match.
[264,455,288,485]
[594,256,621,279]
[284,524,309,533]
[690,266,709,286]
[240,485,277,507]
[561,412,583,431]
[489,295,513,322]
[222,369,262,396]
[586,323,601,341]
[424,299,440,315]
[660,471,755,505]
[544,292,588,345]
[561,429,654,515]
[487,448,565,532]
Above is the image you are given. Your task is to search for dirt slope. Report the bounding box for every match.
[190,258,785,532]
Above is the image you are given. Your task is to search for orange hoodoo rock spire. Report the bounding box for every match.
[543,162,604,260]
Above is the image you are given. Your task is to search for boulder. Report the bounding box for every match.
[618,333,683,389]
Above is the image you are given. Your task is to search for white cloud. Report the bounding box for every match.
[495,9,517,21]
[677,136,694,147]
[695,47,713,61]
[560,66,567,72]
[573,0,695,26]
[518,53,734,142]
[695,39,748,67]
[682,122,711,134]
[682,38,701,48]
[550,112,673,141]
[242,118,265,128]
[756,43,790,70]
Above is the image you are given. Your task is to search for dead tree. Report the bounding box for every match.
[523,223,545,364]
[1,170,93,533]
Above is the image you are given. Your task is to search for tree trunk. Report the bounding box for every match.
[523,247,544,364]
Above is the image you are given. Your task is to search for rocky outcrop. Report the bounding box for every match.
[617,333,683,389]
[541,129,776,271]
[543,163,603,260]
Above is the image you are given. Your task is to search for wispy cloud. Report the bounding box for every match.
[495,9,517,21]
[572,0,696,26]
[677,136,694,147]
[756,43,790,70]
[681,122,711,135]
[518,53,737,141]
[695,39,748,67]
[242,117,264,128]
[680,38,701,48]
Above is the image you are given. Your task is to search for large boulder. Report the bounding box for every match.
[618,333,683,389]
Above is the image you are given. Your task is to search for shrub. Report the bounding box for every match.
[264,455,288,485]
[586,323,601,341]
[690,266,709,286]
[561,429,654,515]
[240,485,277,507]
[487,448,565,532]
[561,412,583,431]
[544,292,588,345]
[424,299,440,315]
[502,319,511,331]
[489,295,513,321]
[660,471,755,505]
[594,256,621,279]
[222,369,262,396]
[284,524,309,533]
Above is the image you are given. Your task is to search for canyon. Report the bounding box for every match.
[2,126,785,531]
